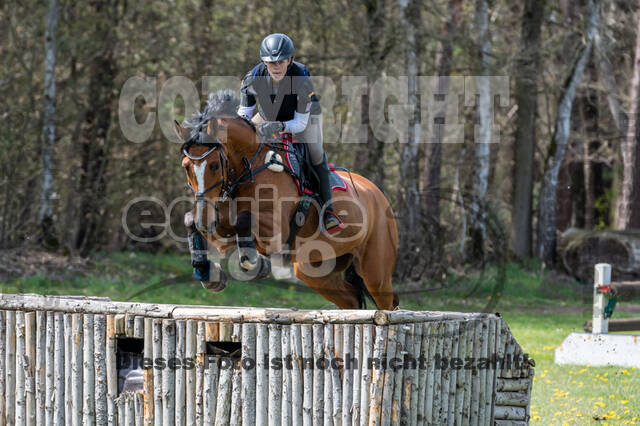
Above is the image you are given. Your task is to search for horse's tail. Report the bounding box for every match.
[345,262,376,310]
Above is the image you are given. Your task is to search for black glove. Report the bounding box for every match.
[258,121,285,136]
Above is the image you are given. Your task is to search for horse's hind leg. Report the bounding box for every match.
[355,231,399,311]
[294,263,361,309]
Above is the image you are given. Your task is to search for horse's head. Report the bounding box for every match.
[176,90,241,233]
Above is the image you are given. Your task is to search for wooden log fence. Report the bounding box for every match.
[0,293,534,425]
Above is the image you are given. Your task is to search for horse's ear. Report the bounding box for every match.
[174,120,190,141]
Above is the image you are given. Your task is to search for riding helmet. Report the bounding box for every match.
[260,33,294,62]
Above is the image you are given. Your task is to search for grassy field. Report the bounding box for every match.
[1,251,639,424]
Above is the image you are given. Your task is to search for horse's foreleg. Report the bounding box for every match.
[185,210,227,292]
[234,210,271,280]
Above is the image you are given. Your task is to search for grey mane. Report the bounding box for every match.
[183,89,240,136]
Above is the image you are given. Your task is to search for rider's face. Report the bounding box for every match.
[264,58,291,81]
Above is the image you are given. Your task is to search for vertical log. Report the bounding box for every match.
[45,311,54,426]
[229,359,242,426]
[25,312,36,426]
[195,322,205,426]
[381,325,398,426]
[125,314,135,337]
[424,322,440,424]
[470,321,482,426]
[256,324,269,426]
[447,322,461,425]
[268,324,282,426]
[152,319,163,426]
[185,320,196,426]
[409,323,422,426]
[281,325,291,426]
[35,311,45,425]
[162,320,176,426]
[311,324,324,426]
[368,325,388,426]
[115,315,125,336]
[175,321,186,426]
[392,325,408,425]
[15,311,25,426]
[0,311,5,424]
[4,310,15,426]
[135,392,144,426]
[301,324,313,426]
[134,316,144,339]
[341,324,354,426]
[106,315,117,426]
[322,324,333,426]
[290,324,303,426]
[241,323,256,426]
[417,323,430,425]
[94,315,108,426]
[359,324,374,426]
[143,318,154,426]
[352,324,362,426]
[439,322,453,424]
[53,313,65,425]
[126,393,135,425]
[203,351,218,425]
[117,395,125,426]
[401,324,414,426]
[213,357,232,426]
[462,320,475,425]
[455,321,468,426]
[485,319,497,425]
[219,323,232,341]
[71,313,83,426]
[64,314,72,423]
[83,314,96,426]
[330,331,342,425]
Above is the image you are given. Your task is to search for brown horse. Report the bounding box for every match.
[176,91,399,310]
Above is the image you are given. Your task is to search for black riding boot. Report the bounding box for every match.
[312,154,344,234]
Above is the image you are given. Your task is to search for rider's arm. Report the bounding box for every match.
[238,74,257,119]
[283,111,310,133]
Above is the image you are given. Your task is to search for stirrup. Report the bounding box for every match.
[323,210,344,235]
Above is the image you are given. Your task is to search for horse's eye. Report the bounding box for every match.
[210,162,220,172]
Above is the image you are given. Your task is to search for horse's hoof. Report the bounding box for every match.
[240,255,258,271]
[202,279,227,292]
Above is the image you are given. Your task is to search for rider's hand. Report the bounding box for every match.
[258,121,285,136]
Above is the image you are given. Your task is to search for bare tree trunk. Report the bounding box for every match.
[38,0,58,248]
[538,0,600,266]
[398,0,421,234]
[72,0,119,256]
[615,6,640,230]
[510,0,545,258]
[469,0,492,260]
[355,0,387,190]
[422,0,462,264]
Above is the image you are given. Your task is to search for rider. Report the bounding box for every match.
[237,33,344,235]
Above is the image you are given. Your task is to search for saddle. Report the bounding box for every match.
[272,133,348,197]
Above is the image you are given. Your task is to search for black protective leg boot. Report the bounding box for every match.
[312,154,344,235]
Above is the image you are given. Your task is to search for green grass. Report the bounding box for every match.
[1,251,640,424]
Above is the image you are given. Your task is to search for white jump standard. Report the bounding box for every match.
[555,263,640,368]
